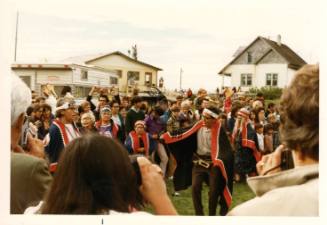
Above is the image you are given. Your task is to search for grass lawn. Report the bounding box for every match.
[145,179,255,215]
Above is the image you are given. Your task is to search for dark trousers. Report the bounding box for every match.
[192,164,226,216]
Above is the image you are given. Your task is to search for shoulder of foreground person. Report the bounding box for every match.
[228,178,318,216]
[109,210,153,216]
[24,201,153,215]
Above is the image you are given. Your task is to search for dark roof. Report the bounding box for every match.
[260,37,306,69]
[218,36,306,74]
[85,51,162,71]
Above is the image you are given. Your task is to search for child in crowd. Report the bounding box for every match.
[255,123,264,154]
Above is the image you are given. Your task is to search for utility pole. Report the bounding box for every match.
[14,11,19,62]
[222,73,225,89]
[179,68,183,91]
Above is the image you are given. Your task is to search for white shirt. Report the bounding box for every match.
[45,95,57,115]
[196,127,212,156]
[64,124,80,142]
[257,133,264,151]
[112,115,122,126]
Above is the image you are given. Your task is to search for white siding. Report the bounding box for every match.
[256,64,288,88]
[223,63,295,90]
[224,64,256,91]
[35,70,73,85]
[13,69,73,86]
[13,70,36,90]
[286,68,297,86]
[72,67,117,87]
[88,54,159,91]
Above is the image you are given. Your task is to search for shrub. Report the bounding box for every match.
[248,87,283,100]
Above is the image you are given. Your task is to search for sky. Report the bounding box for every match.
[3,0,321,92]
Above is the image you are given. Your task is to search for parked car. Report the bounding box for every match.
[137,87,167,106]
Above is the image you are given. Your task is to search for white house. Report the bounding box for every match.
[63,51,162,93]
[11,63,119,98]
[218,36,306,91]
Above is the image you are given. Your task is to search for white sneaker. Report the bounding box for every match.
[172,192,180,197]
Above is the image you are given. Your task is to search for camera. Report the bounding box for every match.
[280,148,294,170]
[21,119,38,150]
[129,154,143,186]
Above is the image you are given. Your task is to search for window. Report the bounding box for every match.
[81,70,88,80]
[127,71,140,85]
[145,72,152,86]
[20,76,31,88]
[75,86,91,98]
[127,71,140,81]
[241,73,252,86]
[247,52,252,63]
[266,73,278,86]
[110,77,118,85]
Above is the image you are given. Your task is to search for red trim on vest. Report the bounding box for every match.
[160,120,204,144]
[241,122,262,162]
[53,119,69,146]
[96,120,119,138]
[211,121,232,208]
[129,131,150,157]
[49,162,57,173]
[112,123,119,138]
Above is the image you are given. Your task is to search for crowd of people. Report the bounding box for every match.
[10,64,319,216]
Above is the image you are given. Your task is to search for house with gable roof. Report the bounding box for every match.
[218,35,307,91]
[11,51,162,97]
[64,51,162,92]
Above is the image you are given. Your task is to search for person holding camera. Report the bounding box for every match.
[228,64,319,216]
[24,134,177,215]
[11,75,52,214]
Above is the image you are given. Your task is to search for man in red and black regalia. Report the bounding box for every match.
[161,106,234,216]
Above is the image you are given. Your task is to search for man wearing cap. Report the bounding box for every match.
[125,120,156,158]
[231,107,261,182]
[161,106,234,216]
[45,98,81,171]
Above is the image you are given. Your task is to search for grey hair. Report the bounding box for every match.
[11,75,32,126]
[81,111,96,123]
